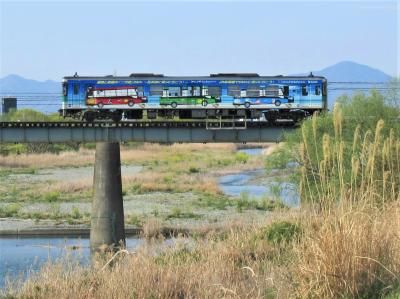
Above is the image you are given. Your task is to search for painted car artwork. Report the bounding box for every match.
[86,86,147,108]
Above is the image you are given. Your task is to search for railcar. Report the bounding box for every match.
[60,73,327,122]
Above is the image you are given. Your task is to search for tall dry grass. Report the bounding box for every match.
[295,201,400,298]
[300,103,400,207]
[4,219,296,299]
[294,103,400,297]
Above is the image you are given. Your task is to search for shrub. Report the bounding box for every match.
[261,221,302,244]
[43,191,61,202]
[71,206,81,219]
[0,203,22,217]
[234,152,249,164]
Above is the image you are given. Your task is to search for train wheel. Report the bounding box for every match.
[202,100,208,107]
[275,100,281,106]
[244,102,251,108]
[128,101,134,107]
[111,113,122,122]
[171,102,177,108]
[84,111,96,122]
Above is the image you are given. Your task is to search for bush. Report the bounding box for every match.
[234,152,249,164]
[261,221,302,244]
[0,203,22,217]
[43,191,61,202]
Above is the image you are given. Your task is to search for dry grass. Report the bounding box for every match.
[3,218,295,299]
[3,203,400,298]
[295,201,400,298]
[0,147,95,168]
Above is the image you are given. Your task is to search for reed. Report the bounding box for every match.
[300,102,399,207]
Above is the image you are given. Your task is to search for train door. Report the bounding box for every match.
[70,82,81,107]
[84,83,94,106]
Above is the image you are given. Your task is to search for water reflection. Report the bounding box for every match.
[0,236,142,287]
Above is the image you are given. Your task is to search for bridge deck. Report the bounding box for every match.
[0,121,296,143]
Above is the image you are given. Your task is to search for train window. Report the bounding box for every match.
[63,82,67,96]
[168,87,181,97]
[302,85,308,96]
[283,86,289,97]
[150,85,163,96]
[192,86,201,96]
[246,85,259,97]
[73,83,79,95]
[182,87,189,97]
[265,85,279,97]
[322,82,327,96]
[136,86,144,96]
[228,85,240,97]
[208,86,221,97]
[315,85,321,95]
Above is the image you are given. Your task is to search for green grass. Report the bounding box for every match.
[0,203,22,217]
[0,167,37,177]
[195,192,233,210]
[125,214,143,226]
[236,192,287,213]
[166,207,202,220]
[258,221,302,244]
[0,203,90,224]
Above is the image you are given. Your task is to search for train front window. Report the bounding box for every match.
[73,83,79,95]
[315,85,321,95]
[63,82,67,96]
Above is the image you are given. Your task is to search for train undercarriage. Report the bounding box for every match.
[61,108,318,123]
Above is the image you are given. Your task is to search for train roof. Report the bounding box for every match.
[63,73,326,81]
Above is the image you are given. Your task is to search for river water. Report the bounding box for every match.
[222,148,299,207]
[0,147,299,288]
[0,236,143,288]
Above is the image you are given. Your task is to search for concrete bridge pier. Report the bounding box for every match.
[90,142,125,252]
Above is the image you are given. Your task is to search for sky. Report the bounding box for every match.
[0,0,398,81]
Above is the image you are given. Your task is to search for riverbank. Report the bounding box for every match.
[0,143,285,235]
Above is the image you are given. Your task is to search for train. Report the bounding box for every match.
[60,73,327,122]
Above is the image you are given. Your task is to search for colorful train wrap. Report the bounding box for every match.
[60,73,327,122]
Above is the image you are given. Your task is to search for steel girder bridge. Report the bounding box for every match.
[0,120,296,143]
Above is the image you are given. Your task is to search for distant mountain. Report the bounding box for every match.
[296,61,393,108]
[309,60,392,82]
[0,74,60,93]
[0,75,61,113]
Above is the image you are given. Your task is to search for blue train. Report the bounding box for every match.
[60,73,327,122]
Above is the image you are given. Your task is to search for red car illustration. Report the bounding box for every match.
[86,86,147,108]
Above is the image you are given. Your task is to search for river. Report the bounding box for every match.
[0,146,299,288]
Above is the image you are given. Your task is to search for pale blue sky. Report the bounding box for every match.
[0,1,398,81]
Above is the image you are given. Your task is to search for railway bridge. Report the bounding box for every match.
[0,120,296,251]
